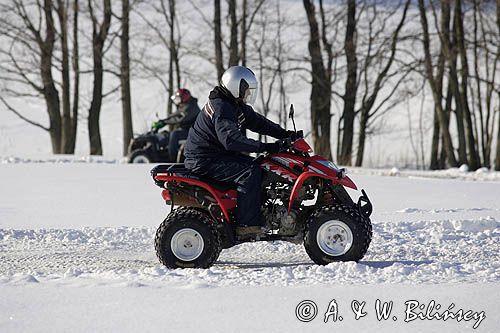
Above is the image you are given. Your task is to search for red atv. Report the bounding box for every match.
[151,107,372,269]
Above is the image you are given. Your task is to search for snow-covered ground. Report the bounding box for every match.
[0,162,499,332]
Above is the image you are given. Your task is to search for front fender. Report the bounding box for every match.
[287,172,357,213]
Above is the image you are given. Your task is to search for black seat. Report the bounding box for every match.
[151,164,235,192]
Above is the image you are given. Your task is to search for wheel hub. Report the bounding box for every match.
[132,155,149,163]
[316,220,353,256]
[170,228,204,261]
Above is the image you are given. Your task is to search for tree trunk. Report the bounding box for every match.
[430,31,447,170]
[121,0,133,156]
[276,0,287,129]
[214,0,224,80]
[40,0,62,154]
[430,107,440,170]
[355,111,368,167]
[449,67,468,164]
[167,0,174,117]
[440,0,467,165]
[240,0,247,66]
[170,0,180,89]
[56,0,73,154]
[88,0,112,155]
[88,58,104,155]
[228,0,238,67]
[496,91,500,170]
[70,0,79,153]
[495,0,500,170]
[472,2,487,167]
[418,0,458,167]
[454,0,480,170]
[303,0,332,159]
[483,0,499,169]
[338,0,357,165]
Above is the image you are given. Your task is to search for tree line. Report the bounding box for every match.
[0,0,499,170]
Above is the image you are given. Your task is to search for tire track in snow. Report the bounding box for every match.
[1,218,499,286]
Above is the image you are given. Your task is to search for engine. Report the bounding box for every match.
[261,180,307,236]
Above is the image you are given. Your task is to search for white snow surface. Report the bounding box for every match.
[1,162,499,332]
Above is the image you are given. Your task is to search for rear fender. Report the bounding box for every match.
[287,172,357,213]
[154,173,237,222]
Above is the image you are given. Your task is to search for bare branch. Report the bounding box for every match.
[0,95,49,131]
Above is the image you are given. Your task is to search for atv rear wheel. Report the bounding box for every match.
[155,208,221,269]
[304,204,372,264]
[128,149,152,163]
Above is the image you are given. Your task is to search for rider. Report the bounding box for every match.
[154,88,201,161]
[184,66,295,237]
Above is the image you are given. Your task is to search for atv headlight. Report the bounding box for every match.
[317,159,339,171]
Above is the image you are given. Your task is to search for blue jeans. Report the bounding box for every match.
[187,155,262,227]
[168,128,188,161]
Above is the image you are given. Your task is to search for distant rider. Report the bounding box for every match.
[183,66,295,237]
[153,88,200,161]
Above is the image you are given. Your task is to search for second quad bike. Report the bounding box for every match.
[151,106,373,268]
[128,114,186,163]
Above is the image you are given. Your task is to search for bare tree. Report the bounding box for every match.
[418,0,458,167]
[167,0,179,116]
[337,0,357,165]
[256,14,276,141]
[429,2,448,170]
[71,0,80,154]
[470,1,499,168]
[303,0,332,159]
[495,0,500,171]
[55,0,77,153]
[354,0,411,167]
[135,0,181,118]
[0,0,70,154]
[88,0,112,155]
[227,0,238,67]
[189,0,264,81]
[250,0,291,131]
[120,0,133,156]
[454,0,480,169]
[213,0,224,80]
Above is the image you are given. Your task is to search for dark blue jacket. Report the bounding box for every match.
[184,86,287,169]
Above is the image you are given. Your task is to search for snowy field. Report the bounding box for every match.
[0,161,499,332]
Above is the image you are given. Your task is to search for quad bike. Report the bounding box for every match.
[151,105,372,268]
[128,114,186,163]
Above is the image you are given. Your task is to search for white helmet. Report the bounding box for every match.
[220,66,258,105]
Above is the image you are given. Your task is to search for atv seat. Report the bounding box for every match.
[151,164,236,192]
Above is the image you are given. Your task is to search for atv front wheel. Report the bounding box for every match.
[128,149,152,163]
[304,205,372,264]
[155,208,221,269]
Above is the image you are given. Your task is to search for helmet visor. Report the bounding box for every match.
[244,87,258,106]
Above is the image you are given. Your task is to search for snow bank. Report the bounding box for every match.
[348,166,500,181]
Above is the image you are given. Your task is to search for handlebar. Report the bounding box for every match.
[280,130,304,150]
[253,130,306,161]
[164,114,183,124]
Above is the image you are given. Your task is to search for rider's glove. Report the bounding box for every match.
[260,141,281,154]
[286,130,298,141]
[152,120,165,130]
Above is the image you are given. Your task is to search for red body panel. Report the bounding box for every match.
[259,153,357,213]
[153,138,358,222]
[155,173,237,222]
[293,138,313,153]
